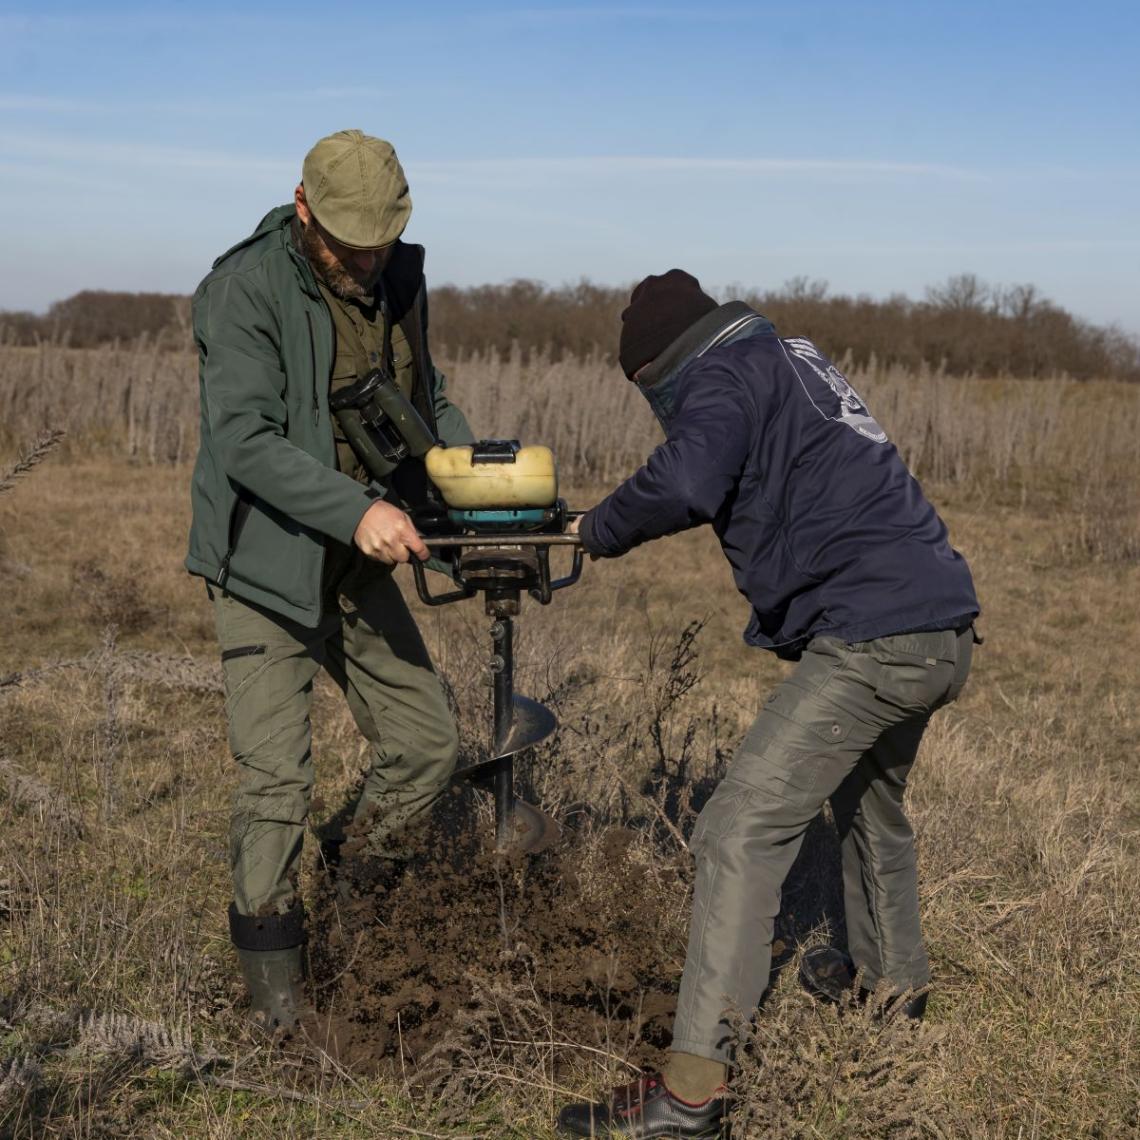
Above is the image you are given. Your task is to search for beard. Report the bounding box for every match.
[296,218,381,302]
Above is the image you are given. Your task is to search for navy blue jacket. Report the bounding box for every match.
[580,305,979,659]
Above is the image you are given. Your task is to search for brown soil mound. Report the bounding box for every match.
[309,814,690,1079]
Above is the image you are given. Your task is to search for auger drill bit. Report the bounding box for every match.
[489,615,560,853]
[412,520,584,855]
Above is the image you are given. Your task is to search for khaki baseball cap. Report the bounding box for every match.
[301,129,412,249]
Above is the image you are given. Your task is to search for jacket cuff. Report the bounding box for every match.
[327,487,382,546]
[578,509,612,557]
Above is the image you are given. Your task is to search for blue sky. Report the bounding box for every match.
[2,0,1138,333]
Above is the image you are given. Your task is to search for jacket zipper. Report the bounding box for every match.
[306,299,333,610]
[216,494,253,586]
[306,310,320,425]
[400,288,438,436]
[696,313,767,358]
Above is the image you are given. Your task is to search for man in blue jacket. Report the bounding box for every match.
[557,270,979,1139]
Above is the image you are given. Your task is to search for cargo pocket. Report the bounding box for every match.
[762,683,856,747]
[221,644,267,663]
[729,707,849,816]
[219,643,285,757]
[690,779,750,861]
[220,644,270,702]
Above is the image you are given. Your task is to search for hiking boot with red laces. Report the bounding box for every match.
[557,1073,726,1138]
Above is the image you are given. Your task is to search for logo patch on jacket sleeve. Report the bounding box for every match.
[780,337,888,443]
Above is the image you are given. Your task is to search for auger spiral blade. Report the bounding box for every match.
[409,502,586,856]
[494,694,558,759]
[500,798,561,854]
[453,695,558,784]
[491,693,561,854]
[486,616,562,854]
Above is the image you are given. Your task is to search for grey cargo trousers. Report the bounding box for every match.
[212,559,458,918]
[671,628,973,1062]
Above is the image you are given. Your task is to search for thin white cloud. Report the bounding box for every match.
[0,132,292,180]
[487,5,753,25]
[307,87,390,101]
[0,10,266,37]
[0,95,104,112]
[0,135,981,185]
[7,134,1127,197]
[0,88,388,117]
[0,160,132,195]
[409,155,990,183]
[783,238,1140,255]
[0,14,79,34]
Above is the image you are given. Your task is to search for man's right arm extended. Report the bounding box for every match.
[579,364,756,558]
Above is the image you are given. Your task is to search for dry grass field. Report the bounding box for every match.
[0,344,1137,1138]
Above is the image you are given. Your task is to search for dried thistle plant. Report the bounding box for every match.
[2,648,222,700]
[418,955,567,1121]
[0,756,84,837]
[0,1055,43,1110]
[0,429,66,497]
[72,1010,220,1075]
[96,627,123,822]
[1,652,100,696]
[726,974,964,1140]
[113,650,224,695]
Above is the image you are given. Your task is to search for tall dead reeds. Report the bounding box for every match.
[2,342,1137,504]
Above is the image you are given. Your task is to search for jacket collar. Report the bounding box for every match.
[637,300,774,388]
[212,204,295,269]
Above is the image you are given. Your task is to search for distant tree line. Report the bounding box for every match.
[0,291,192,350]
[2,275,1137,381]
[430,274,1140,381]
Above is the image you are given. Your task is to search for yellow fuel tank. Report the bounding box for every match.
[425,443,558,509]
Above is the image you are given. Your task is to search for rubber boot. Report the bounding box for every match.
[235,945,306,1030]
[229,903,308,1033]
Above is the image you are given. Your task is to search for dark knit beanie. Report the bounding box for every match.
[618,269,719,379]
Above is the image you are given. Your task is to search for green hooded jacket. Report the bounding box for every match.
[185,205,473,626]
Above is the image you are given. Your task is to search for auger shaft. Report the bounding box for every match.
[490,617,515,848]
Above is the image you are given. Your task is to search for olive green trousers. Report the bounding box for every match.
[212,562,458,917]
[671,628,973,1063]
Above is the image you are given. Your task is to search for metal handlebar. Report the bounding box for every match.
[419,532,584,548]
[409,559,476,606]
[409,530,584,608]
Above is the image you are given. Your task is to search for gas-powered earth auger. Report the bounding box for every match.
[410,439,585,855]
[327,370,585,853]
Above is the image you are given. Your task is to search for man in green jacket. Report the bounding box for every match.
[186,130,473,1032]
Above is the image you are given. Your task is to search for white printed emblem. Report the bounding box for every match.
[780,337,888,443]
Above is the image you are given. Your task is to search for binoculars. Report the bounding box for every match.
[328,367,436,481]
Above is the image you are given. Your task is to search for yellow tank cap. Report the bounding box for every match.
[425,443,558,509]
